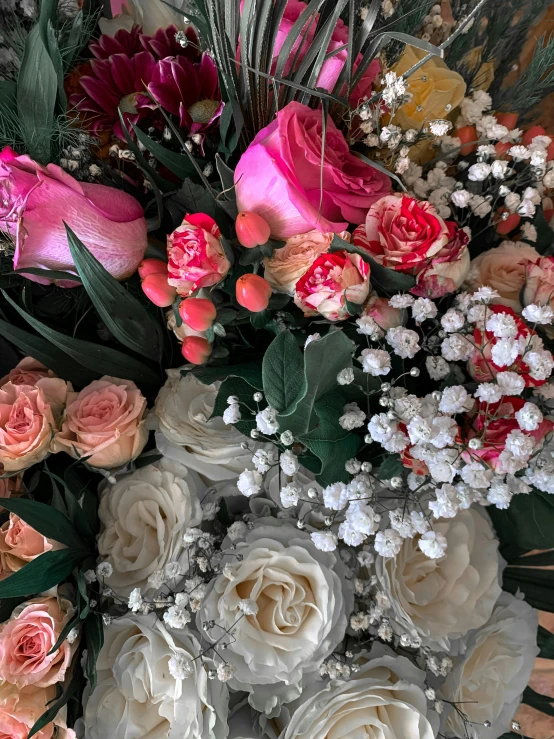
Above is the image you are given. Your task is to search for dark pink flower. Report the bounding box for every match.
[89,26,145,60]
[141,25,199,61]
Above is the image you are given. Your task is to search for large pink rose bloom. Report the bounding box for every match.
[234,102,391,239]
[0,146,147,286]
[0,597,78,688]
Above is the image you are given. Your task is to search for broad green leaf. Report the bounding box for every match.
[522,686,554,718]
[0,498,84,549]
[0,596,26,623]
[14,267,82,282]
[211,375,259,437]
[192,361,263,389]
[131,123,197,180]
[489,488,554,550]
[502,567,554,612]
[263,331,304,412]
[65,224,163,362]
[538,625,554,660]
[377,454,405,480]
[0,549,87,598]
[84,612,105,691]
[2,291,160,387]
[44,470,97,543]
[46,21,67,109]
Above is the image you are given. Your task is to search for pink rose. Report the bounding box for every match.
[354,194,450,273]
[167,213,231,296]
[0,597,77,688]
[0,146,147,287]
[264,230,350,296]
[523,255,554,310]
[234,102,391,239]
[363,293,404,330]
[463,396,553,473]
[0,379,68,472]
[464,241,540,312]
[54,376,148,469]
[294,250,371,321]
[0,472,22,508]
[0,683,76,739]
[0,514,62,577]
[0,357,55,388]
[411,223,470,298]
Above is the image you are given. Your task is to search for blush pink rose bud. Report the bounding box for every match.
[0,514,62,577]
[0,683,76,739]
[0,146,147,287]
[141,272,177,307]
[523,256,554,312]
[0,597,78,688]
[264,230,350,296]
[179,298,217,331]
[236,274,273,312]
[138,258,168,279]
[235,211,271,248]
[167,212,231,296]
[54,377,148,470]
[363,294,404,330]
[294,250,371,322]
[0,358,55,388]
[0,379,68,472]
[181,335,212,365]
[234,102,390,239]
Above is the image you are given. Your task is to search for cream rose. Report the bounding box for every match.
[83,615,227,739]
[148,371,255,483]
[444,592,538,739]
[281,645,438,739]
[375,509,502,650]
[0,682,76,739]
[263,230,350,296]
[198,519,353,716]
[463,241,540,312]
[97,457,203,597]
[0,378,68,472]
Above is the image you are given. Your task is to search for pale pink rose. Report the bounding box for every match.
[167,212,230,297]
[0,379,68,472]
[0,514,62,577]
[54,377,148,469]
[0,683,76,739]
[234,102,391,239]
[463,241,540,312]
[411,223,470,298]
[0,597,77,688]
[264,230,350,296]
[294,250,371,321]
[0,146,147,287]
[0,472,22,507]
[522,255,554,309]
[363,294,403,330]
[355,194,450,273]
[0,358,55,388]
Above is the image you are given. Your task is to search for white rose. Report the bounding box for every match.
[375,509,502,649]
[198,519,353,716]
[98,457,203,596]
[83,615,227,739]
[148,371,255,483]
[280,645,438,739]
[444,592,538,739]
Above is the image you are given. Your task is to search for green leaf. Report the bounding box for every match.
[250,309,271,329]
[239,246,263,266]
[46,20,67,110]
[131,123,197,180]
[211,375,259,437]
[522,686,554,718]
[538,625,554,659]
[377,454,405,480]
[14,268,82,283]
[117,110,174,193]
[531,207,554,256]
[0,498,84,549]
[0,317,97,387]
[191,361,263,389]
[278,329,355,435]
[2,291,160,387]
[502,566,554,612]
[0,596,26,623]
[84,612,104,691]
[0,549,87,598]
[17,25,57,164]
[262,331,304,412]
[65,224,163,362]
[489,488,554,550]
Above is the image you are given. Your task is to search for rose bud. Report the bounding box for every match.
[138,258,168,279]
[236,274,272,312]
[522,125,546,147]
[236,212,271,248]
[141,272,177,307]
[182,336,212,364]
[457,126,478,156]
[495,112,518,130]
[179,298,217,331]
[495,208,521,236]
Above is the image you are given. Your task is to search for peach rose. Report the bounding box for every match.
[0,379,68,472]
[0,358,55,388]
[0,514,62,577]
[0,683,76,739]
[54,377,148,469]
[464,241,540,312]
[263,230,350,296]
[0,597,77,688]
[391,46,466,130]
[523,256,554,311]
[363,293,404,330]
[0,472,22,507]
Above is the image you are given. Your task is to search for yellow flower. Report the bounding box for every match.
[391,46,467,129]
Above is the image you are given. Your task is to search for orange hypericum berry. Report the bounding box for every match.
[235,212,271,248]
[235,273,272,312]
[179,298,217,331]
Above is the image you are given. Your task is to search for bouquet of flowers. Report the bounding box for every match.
[2,0,554,737]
